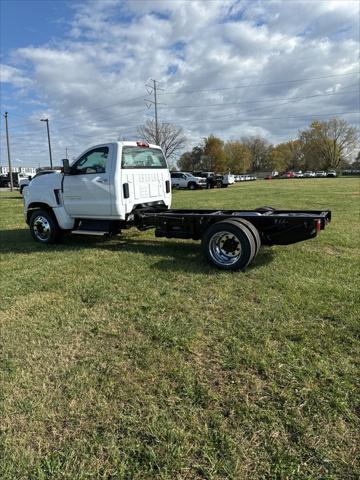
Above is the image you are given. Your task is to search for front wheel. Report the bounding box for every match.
[29,209,62,244]
[188,182,196,190]
[202,219,257,271]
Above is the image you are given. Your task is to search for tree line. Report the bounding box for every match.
[136,117,358,173]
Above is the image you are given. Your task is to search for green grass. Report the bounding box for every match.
[0,178,359,479]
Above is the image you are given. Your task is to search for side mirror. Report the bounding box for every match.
[62,158,70,174]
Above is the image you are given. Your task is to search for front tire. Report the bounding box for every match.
[202,219,256,271]
[188,182,196,190]
[29,209,62,244]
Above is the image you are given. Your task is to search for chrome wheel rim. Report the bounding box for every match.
[209,231,242,266]
[33,216,51,241]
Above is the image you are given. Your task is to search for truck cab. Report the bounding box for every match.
[24,141,171,236]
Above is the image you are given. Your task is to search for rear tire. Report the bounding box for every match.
[230,218,261,255]
[29,209,62,244]
[202,219,256,271]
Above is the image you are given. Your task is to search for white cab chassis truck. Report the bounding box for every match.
[24,141,331,271]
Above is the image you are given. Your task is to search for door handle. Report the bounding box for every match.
[95,178,108,183]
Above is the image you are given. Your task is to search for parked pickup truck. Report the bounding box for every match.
[193,171,235,188]
[23,141,331,271]
[170,172,206,189]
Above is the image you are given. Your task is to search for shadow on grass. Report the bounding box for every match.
[0,228,274,272]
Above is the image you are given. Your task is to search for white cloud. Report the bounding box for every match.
[0,0,359,167]
[0,64,32,87]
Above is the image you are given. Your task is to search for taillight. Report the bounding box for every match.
[315,219,321,232]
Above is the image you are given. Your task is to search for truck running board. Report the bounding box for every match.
[73,219,123,236]
[72,230,110,236]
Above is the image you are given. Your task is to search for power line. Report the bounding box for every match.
[49,108,147,133]
[165,111,359,126]
[2,98,359,139]
[0,94,146,129]
[165,89,358,110]
[3,87,357,137]
[2,72,357,127]
[187,91,359,121]
[3,107,147,131]
[161,72,359,95]
[2,72,358,134]
[3,110,357,144]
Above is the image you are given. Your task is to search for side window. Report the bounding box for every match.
[71,147,109,175]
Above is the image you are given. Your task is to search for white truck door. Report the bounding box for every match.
[63,145,113,217]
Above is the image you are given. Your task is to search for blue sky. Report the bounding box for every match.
[1,1,73,51]
[0,0,359,167]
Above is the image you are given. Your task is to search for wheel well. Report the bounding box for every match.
[26,203,55,224]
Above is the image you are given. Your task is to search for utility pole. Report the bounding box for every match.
[40,118,53,168]
[154,80,158,144]
[65,147,68,159]
[145,79,164,145]
[3,112,14,191]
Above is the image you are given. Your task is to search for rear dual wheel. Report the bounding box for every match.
[202,219,261,271]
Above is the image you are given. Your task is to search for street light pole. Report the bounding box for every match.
[3,112,14,191]
[40,118,53,168]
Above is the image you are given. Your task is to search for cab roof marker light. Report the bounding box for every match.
[136,141,149,147]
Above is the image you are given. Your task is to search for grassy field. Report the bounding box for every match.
[0,178,359,479]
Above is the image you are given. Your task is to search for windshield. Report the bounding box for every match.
[121,146,167,169]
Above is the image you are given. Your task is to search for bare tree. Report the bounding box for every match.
[137,119,187,160]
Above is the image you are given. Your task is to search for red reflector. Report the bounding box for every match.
[136,141,149,147]
[315,219,321,232]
